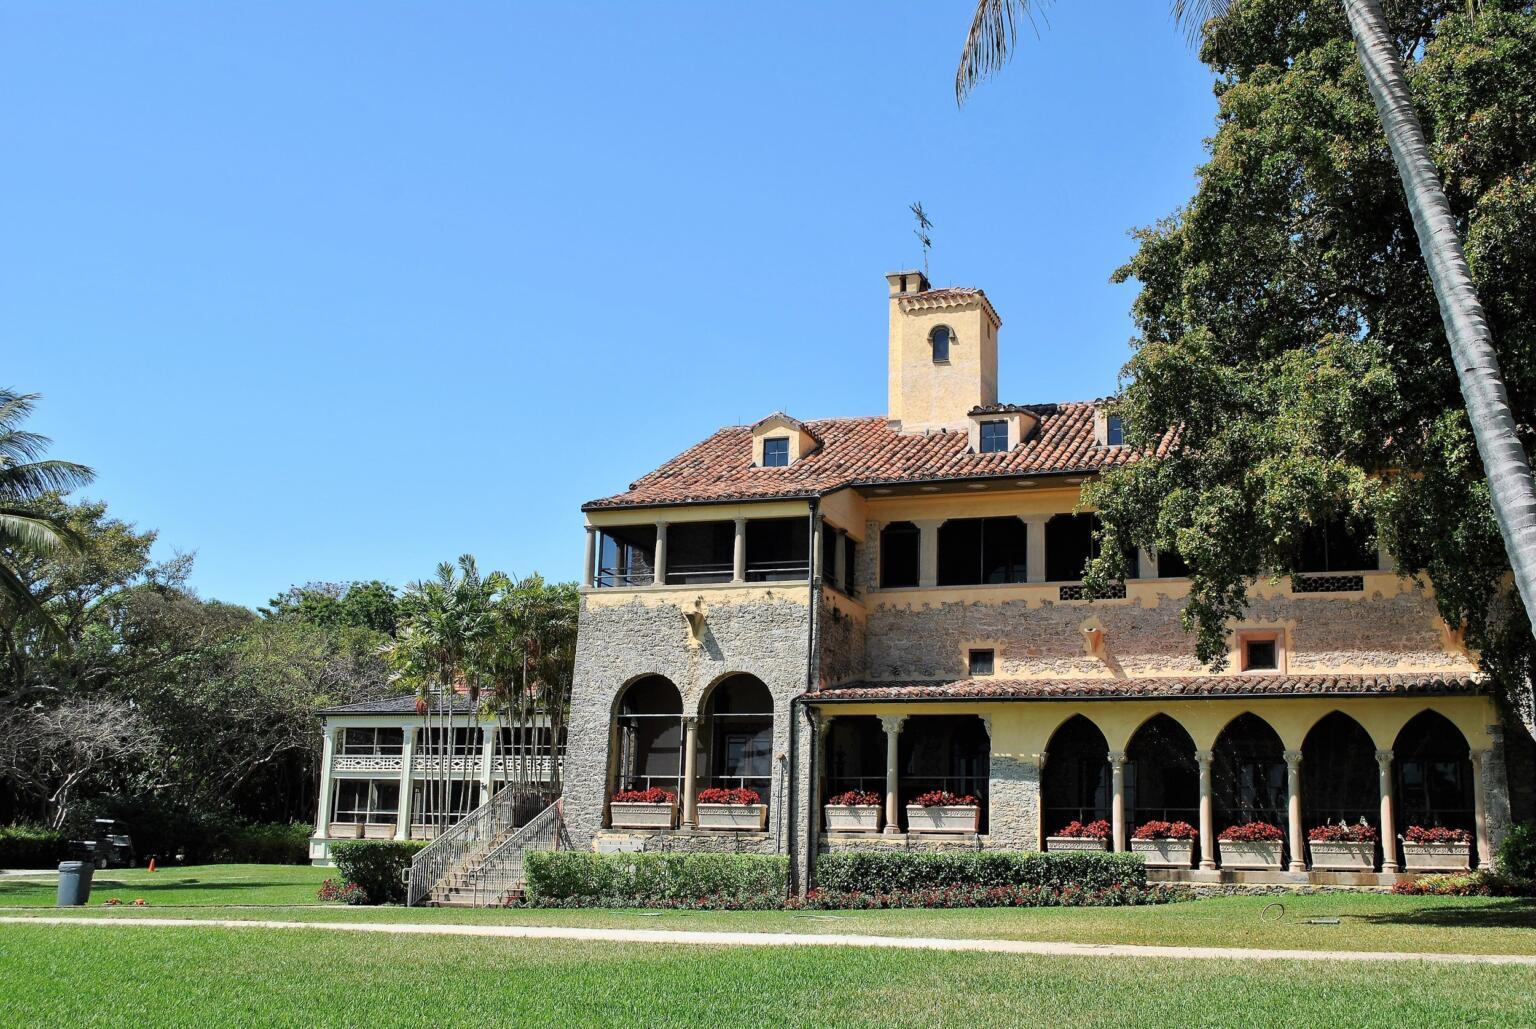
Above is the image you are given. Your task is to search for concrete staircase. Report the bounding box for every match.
[408,793,565,907]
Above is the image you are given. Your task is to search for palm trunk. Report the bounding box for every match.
[1344,0,1536,727]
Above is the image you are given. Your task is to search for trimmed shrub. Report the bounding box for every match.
[790,883,1183,909]
[524,852,788,906]
[1497,822,1536,882]
[813,850,1147,894]
[330,840,426,905]
[215,823,311,865]
[0,824,68,868]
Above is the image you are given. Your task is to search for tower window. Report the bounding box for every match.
[1105,415,1125,447]
[979,420,1008,453]
[930,325,951,363]
[762,437,790,467]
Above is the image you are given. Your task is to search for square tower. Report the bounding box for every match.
[885,270,1002,433]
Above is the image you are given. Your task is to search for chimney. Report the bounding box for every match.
[885,271,1000,433]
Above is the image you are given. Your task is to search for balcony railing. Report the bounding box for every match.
[595,565,653,588]
[746,559,810,583]
[333,754,404,773]
[665,562,734,585]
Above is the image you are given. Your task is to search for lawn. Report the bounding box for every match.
[2,922,1533,1027]
[3,862,1534,958]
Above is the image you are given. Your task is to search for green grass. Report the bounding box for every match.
[4,862,1533,957]
[1,922,1532,1027]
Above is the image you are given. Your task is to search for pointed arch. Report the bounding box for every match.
[1211,712,1287,834]
[1393,710,1476,841]
[1125,714,1199,830]
[1041,714,1111,835]
[1301,711,1378,835]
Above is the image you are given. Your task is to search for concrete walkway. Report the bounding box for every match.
[3,915,1534,967]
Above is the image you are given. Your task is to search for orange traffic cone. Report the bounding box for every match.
[147,858,157,873]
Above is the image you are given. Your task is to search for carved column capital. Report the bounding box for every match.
[1195,749,1214,766]
[1284,749,1304,769]
[1375,748,1394,768]
[1107,749,1127,766]
[879,715,908,735]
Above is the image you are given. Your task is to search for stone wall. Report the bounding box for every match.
[563,587,812,856]
[592,830,782,856]
[818,589,867,687]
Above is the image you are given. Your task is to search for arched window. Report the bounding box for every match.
[1302,712,1378,833]
[1041,715,1110,835]
[1394,711,1475,841]
[899,715,990,832]
[930,325,951,363]
[1126,715,1198,830]
[613,676,684,801]
[1212,713,1287,831]
[704,675,774,810]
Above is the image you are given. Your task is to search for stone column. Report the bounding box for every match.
[1109,750,1127,852]
[1196,749,1216,870]
[1472,748,1491,870]
[478,725,496,805]
[315,728,337,835]
[1024,518,1047,583]
[1376,749,1398,873]
[815,712,834,812]
[681,716,700,829]
[582,526,598,588]
[915,520,942,588]
[810,516,823,582]
[1032,751,1049,849]
[1285,750,1305,873]
[653,521,669,585]
[881,715,906,834]
[395,725,417,841]
[1136,548,1157,580]
[732,517,748,583]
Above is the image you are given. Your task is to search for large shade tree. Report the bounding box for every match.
[957,1,1536,721]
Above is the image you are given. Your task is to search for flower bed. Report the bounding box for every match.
[1308,821,1377,871]
[905,790,979,834]
[696,787,766,831]
[1048,819,1111,853]
[1217,821,1284,870]
[1401,826,1473,871]
[787,883,1185,910]
[825,790,882,833]
[1130,821,1197,868]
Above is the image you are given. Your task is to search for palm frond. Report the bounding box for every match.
[1169,0,1231,45]
[956,0,1048,105]
[0,459,95,498]
[0,508,72,553]
[0,390,40,433]
[0,557,67,643]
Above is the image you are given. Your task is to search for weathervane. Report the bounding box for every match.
[910,201,933,279]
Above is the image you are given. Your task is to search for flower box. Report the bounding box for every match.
[1131,838,1194,868]
[1047,835,1110,853]
[697,803,768,831]
[609,802,677,830]
[410,824,438,840]
[824,805,882,833]
[905,805,980,834]
[362,822,397,840]
[1401,841,1472,872]
[1309,841,1375,871]
[1218,840,1283,870]
[327,821,363,839]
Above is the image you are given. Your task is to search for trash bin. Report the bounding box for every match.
[56,860,94,907]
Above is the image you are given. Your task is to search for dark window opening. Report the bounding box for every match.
[745,517,810,581]
[843,536,858,594]
[341,727,403,755]
[1045,513,1137,583]
[666,520,734,585]
[1126,715,1199,830]
[1242,637,1278,671]
[415,727,482,756]
[979,420,1008,454]
[705,675,774,808]
[1105,414,1125,446]
[615,675,684,798]
[596,524,656,587]
[899,715,990,831]
[1298,517,1379,573]
[1156,550,1189,578]
[1212,714,1287,831]
[762,437,790,467]
[937,517,1028,585]
[879,521,920,588]
[1042,715,1110,834]
[1303,713,1378,831]
[332,779,400,824]
[968,648,995,676]
[822,525,839,587]
[930,325,951,363]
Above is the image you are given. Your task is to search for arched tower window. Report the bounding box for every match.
[929,325,951,363]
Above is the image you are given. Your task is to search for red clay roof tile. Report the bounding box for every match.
[805,673,1482,703]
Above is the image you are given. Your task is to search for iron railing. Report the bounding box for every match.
[461,799,567,906]
[406,782,526,906]
[745,559,810,582]
[665,562,733,585]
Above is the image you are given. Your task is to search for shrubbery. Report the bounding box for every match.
[0,825,67,868]
[524,852,788,907]
[1497,822,1536,881]
[330,840,426,905]
[791,883,1182,909]
[813,850,1147,894]
[214,823,312,864]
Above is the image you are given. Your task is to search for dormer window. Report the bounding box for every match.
[930,325,951,363]
[751,413,819,468]
[762,437,790,467]
[1105,414,1125,447]
[979,420,1008,454]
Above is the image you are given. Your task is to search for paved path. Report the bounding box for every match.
[3,915,1534,967]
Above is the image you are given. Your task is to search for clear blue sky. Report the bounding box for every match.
[2,3,1216,609]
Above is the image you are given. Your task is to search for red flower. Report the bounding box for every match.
[827,790,882,807]
[611,787,676,804]
[1404,825,1471,844]
[1307,821,1378,843]
[1218,821,1285,842]
[697,787,761,806]
[1055,819,1112,839]
[909,790,978,808]
[1132,820,1197,841]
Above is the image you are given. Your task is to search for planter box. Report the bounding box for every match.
[1046,836,1110,852]
[1309,841,1375,872]
[1218,839,1283,870]
[362,822,397,840]
[609,801,677,830]
[906,804,980,834]
[1131,837,1195,868]
[1402,841,1471,872]
[327,822,363,840]
[697,803,768,831]
[410,824,438,841]
[824,805,882,833]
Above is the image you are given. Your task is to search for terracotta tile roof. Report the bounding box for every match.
[585,402,1170,510]
[805,673,1483,703]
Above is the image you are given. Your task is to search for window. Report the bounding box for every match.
[665,520,734,584]
[930,325,951,363]
[332,779,399,824]
[341,727,403,755]
[1156,550,1188,578]
[415,727,482,755]
[596,525,656,587]
[822,526,839,587]
[938,517,1028,585]
[979,420,1009,454]
[1105,414,1125,446]
[745,517,810,581]
[1239,632,1282,672]
[843,536,858,594]
[762,437,790,467]
[968,648,995,676]
[1298,517,1379,572]
[1045,513,1097,582]
[879,522,920,588]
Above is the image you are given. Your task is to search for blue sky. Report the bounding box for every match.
[2,3,1216,609]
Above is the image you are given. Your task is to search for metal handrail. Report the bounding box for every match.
[406,782,523,906]
[466,799,567,906]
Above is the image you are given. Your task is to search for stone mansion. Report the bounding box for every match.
[316,270,1529,888]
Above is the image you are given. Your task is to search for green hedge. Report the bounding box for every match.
[1498,822,1536,881]
[814,851,1147,894]
[330,840,426,905]
[524,852,789,905]
[213,823,312,865]
[0,825,68,868]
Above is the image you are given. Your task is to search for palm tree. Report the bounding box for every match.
[0,390,94,633]
[955,0,1536,642]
